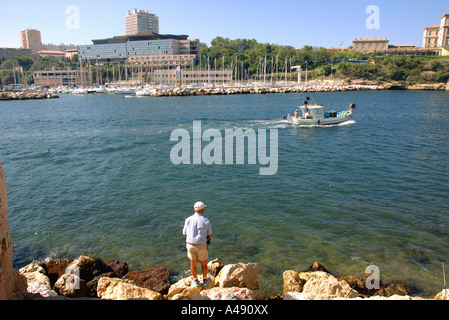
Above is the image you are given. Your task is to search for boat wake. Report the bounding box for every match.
[285,119,356,128]
[337,120,356,126]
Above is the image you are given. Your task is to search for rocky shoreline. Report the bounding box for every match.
[149,83,384,97]
[0,81,447,101]
[0,90,59,101]
[14,254,449,301]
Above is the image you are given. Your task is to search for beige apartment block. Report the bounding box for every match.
[127,54,196,69]
[125,9,159,35]
[423,25,440,48]
[151,69,233,86]
[20,28,42,53]
[353,38,389,53]
[33,67,91,87]
[423,13,449,48]
[438,13,449,47]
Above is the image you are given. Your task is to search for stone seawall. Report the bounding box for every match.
[0,90,59,100]
[149,84,383,97]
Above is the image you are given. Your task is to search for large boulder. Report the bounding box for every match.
[42,258,74,287]
[53,273,89,298]
[19,262,52,287]
[167,275,214,300]
[283,292,311,300]
[306,261,330,273]
[123,266,170,294]
[65,255,113,283]
[97,277,161,300]
[215,263,259,290]
[25,281,59,299]
[19,262,59,299]
[53,254,113,298]
[207,259,224,277]
[337,273,385,297]
[106,259,129,277]
[0,162,27,300]
[301,271,359,300]
[434,289,449,300]
[195,287,265,300]
[283,270,306,296]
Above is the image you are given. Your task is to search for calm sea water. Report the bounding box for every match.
[1,90,448,296]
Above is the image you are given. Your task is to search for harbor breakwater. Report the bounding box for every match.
[1,82,447,100]
[0,90,59,101]
[149,84,384,97]
[142,82,449,97]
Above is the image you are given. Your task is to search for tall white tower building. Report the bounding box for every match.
[125,9,160,35]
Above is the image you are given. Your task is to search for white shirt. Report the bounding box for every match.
[183,213,212,244]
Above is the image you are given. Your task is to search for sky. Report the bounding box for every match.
[0,0,448,49]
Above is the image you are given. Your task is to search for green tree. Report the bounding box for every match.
[2,60,14,69]
[428,59,445,72]
[0,70,14,85]
[435,70,449,82]
[14,55,34,71]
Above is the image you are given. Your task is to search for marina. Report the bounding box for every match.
[2,90,449,297]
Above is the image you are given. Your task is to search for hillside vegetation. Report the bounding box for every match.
[1,37,449,86]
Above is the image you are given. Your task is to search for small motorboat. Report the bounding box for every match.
[116,87,136,95]
[72,88,88,94]
[287,97,356,126]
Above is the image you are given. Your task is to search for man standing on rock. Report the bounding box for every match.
[183,201,212,287]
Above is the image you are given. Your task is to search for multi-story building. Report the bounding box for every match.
[125,9,159,35]
[20,28,42,53]
[423,13,449,48]
[423,25,441,48]
[127,54,197,69]
[78,32,199,64]
[41,43,77,52]
[352,38,389,53]
[150,68,233,86]
[33,67,91,87]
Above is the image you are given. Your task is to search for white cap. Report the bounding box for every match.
[194,201,207,210]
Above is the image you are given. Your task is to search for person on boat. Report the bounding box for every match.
[183,201,212,287]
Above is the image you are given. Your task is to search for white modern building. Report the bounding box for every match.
[125,9,159,35]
